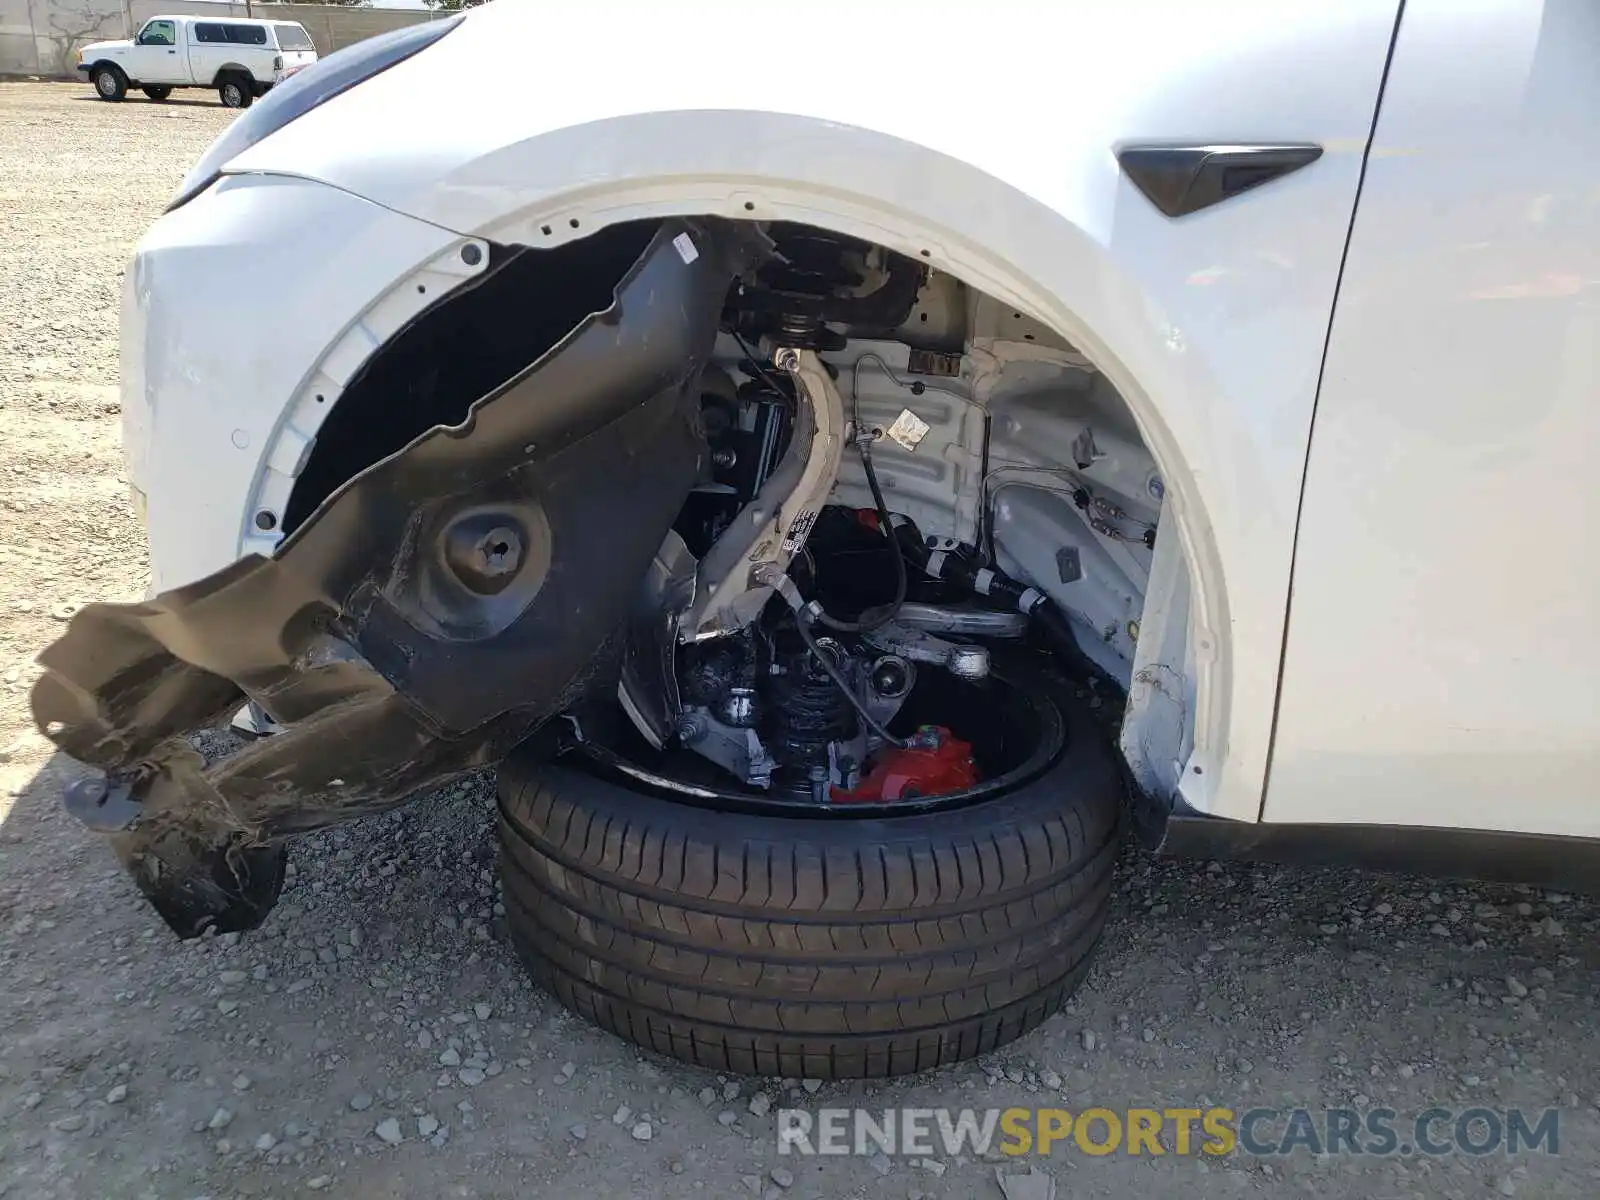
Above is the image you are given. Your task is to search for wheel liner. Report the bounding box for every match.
[29,219,743,937]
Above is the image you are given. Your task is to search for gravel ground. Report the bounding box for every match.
[1,80,1597,1200]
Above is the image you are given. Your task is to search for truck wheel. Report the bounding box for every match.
[141,85,172,101]
[92,66,127,102]
[497,669,1122,1078]
[218,77,253,109]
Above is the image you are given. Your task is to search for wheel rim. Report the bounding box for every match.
[222,84,242,106]
[96,72,116,97]
[565,659,1072,818]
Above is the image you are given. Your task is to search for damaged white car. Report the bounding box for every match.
[34,0,1600,1078]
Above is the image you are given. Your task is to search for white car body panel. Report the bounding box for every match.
[166,0,1406,824]
[1267,0,1600,838]
[124,175,464,591]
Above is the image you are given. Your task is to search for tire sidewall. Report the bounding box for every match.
[93,67,125,101]
[505,661,1122,885]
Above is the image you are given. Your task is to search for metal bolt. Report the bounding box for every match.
[1148,475,1166,501]
[772,347,801,372]
[474,526,522,577]
[460,243,484,267]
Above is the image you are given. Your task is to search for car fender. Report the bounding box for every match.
[219,0,1402,823]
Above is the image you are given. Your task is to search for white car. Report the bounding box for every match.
[35,2,1600,1078]
[77,14,317,108]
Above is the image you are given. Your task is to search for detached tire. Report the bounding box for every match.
[497,673,1122,1078]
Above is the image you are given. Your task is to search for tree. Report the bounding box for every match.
[277,0,371,6]
[424,0,490,10]
[43,0,118,76]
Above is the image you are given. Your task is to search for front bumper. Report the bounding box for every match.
[75,64,91,77]
[36,218,740,937]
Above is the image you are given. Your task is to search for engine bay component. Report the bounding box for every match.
[862,620,991,680]
[727,224,925,351]
[683,347,845,640]
[893,603,1029,638]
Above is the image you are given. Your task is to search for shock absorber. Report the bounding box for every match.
[760,632,859,799]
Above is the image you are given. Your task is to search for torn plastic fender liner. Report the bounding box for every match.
[31,220,742,938]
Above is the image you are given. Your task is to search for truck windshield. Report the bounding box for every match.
[274,25,314,51]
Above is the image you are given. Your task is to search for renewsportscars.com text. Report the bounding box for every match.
[776,1106,1561,1158]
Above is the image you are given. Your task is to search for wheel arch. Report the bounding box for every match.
[212,65,252,86]
[246,114,1243,824]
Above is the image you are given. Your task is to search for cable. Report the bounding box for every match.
[731,330,795,407]
[793,610,909,748]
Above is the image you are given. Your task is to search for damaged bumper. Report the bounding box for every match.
[32,221,739,937]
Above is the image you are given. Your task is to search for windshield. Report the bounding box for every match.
[137,19,175,46]
[274,24,314,51]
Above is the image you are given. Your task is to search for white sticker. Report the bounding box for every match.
[672,232,699,264]
[974,568,996,595]
[886,407,932,452]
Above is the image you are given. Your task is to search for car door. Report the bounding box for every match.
[130,18,185,84]
[1267,0,1600,838]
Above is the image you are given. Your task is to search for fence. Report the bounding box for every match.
[0,0,436,78]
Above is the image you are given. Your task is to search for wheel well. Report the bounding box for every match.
[212,66,251,87]
[282,220,657,534]
[89,60,125,77]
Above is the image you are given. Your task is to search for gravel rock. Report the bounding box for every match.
[748,1092,772,1118]
[105,1084,128,1104]
[374,1118,404,1145]
[770,1166,795,1188]
[569,1123,588,1141]
[350,1092,374,1112]
[207,1108,234,1132]
[419,1115,440,1138]
[630,1120,654,1142]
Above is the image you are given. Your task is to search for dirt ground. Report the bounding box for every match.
[0,80,1596,1200]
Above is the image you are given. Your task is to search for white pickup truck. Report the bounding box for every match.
[76,15,317,109]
